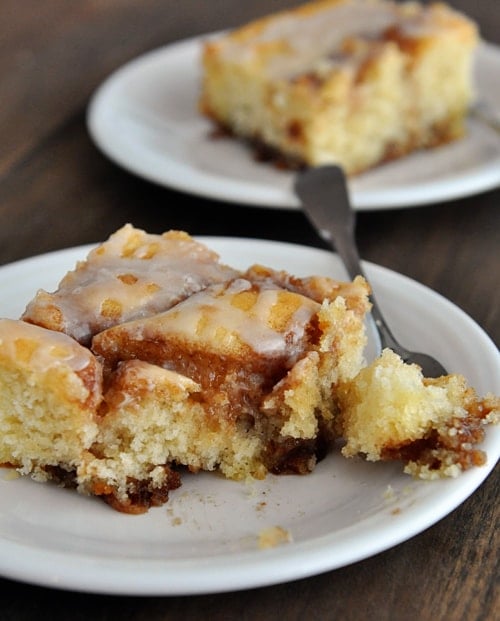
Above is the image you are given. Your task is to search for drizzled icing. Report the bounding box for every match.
[0,319,92,372]
[217,0,467,79]
[22,225,238,344]
[95,280,320,361]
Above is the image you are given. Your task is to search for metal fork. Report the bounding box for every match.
[295,165,448,378]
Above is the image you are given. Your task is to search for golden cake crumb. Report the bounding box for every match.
[258,525,293,549]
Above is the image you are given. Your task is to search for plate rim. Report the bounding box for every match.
[0,238,498,595]
[86,35,500,210]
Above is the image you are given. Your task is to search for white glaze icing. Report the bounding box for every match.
[97,281,320,361]
[0,319,92,372]
[22,225,238,344]
[218,0,462,79]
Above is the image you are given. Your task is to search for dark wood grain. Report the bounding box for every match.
[0,2,498,619]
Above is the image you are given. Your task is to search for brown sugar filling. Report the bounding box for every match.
[380,412,488,471]
[45,464,182,514]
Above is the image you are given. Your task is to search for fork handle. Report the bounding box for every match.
[321,225,406,355]
[295,165,407,356]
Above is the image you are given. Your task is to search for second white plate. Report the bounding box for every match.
[87,35,500,210]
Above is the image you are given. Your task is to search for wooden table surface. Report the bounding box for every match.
[1,1,498,619]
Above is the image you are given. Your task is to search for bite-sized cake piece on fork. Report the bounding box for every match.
[337,349,499,478]
[22,224,239,345]
[199,0,478,174]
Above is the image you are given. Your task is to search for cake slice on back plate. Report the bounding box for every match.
[199,0,478,174]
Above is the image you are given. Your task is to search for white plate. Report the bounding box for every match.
[87,35,500,210]
[0,239,498,595]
